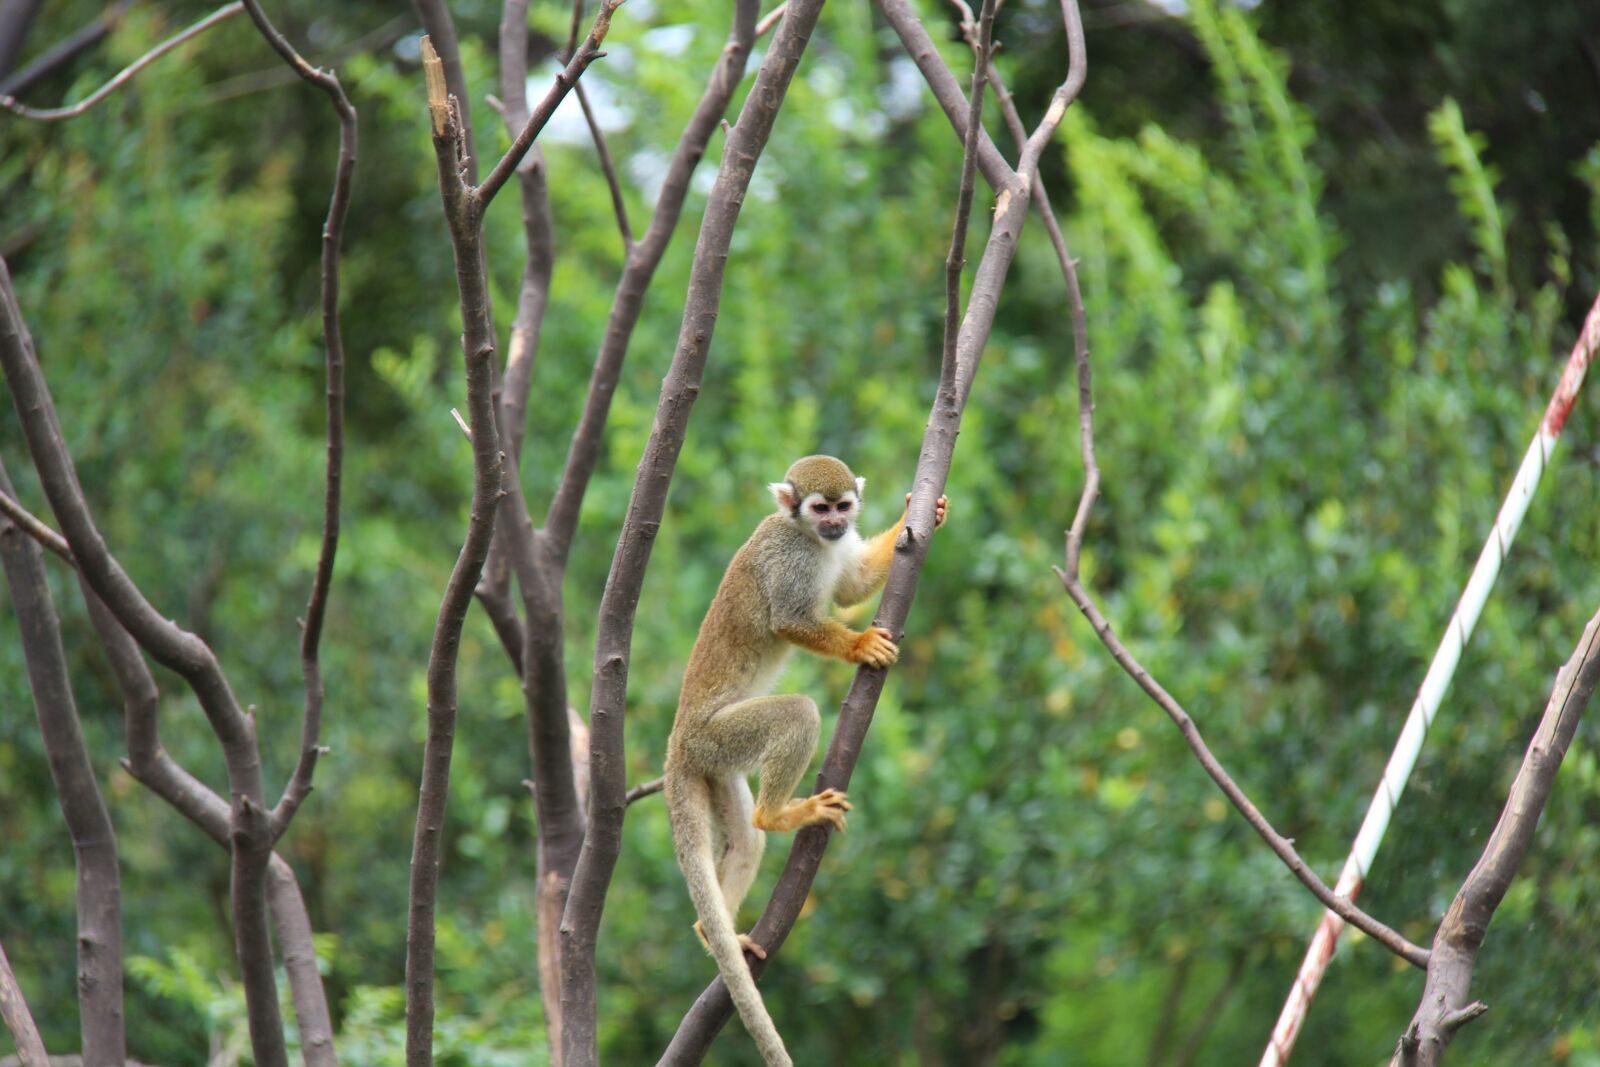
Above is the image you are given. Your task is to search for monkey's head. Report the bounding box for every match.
[770,455,866,543]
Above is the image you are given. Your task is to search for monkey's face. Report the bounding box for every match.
[770,457,867,544]
[799,489,860,542]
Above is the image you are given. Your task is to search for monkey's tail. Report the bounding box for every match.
[666,773,793,1067]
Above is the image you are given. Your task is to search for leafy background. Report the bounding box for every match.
[2,0,1599,1063]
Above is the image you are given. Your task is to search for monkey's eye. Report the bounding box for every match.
[838,501,852,512]
[812,502,830,515]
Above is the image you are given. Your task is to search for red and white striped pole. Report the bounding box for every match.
[1260,291,1600,1067]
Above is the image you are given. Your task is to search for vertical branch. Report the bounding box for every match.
[1391,607,1600,1067]
[659,4,1086,1060]
[0,940,48,1067]
[233,0,360,840]
[0,460,124,1067]
[405,38,507,1067]
[557,3,826,1064]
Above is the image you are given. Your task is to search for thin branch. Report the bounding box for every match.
[541,0,758,558]
[0,485,72,563]
[939,0,993,396]
[556,3,823,1064]
[235,0,359,842]
[200,15,411,106]
[755,2,788,36]
[0,940,48,1067]
[624,776,663,805]
[0,458,124,1065]
[574,80,632,249]
[0,3,243,121]
[1391,607,1600,1066]
[0,0,132,98]
[476,0,622,212]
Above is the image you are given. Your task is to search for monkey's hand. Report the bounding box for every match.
[903,492,951,530]
[849,626,899,667]
[694,920,769,959]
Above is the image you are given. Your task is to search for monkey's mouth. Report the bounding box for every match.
[819,524,847,541]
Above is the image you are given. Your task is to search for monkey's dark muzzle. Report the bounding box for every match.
[819,522,848,541]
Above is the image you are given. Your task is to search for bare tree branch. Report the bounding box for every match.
[0,940,48,1067]
[233,0,359,842]
[1391,607,1600,1066]
[0,458,124,1067]
[658,3,1085,1058]
[0,1,132,99]
[0,256,291,1065]
[0,484,71,563]
[81,588,338,1066]
[479,3,762,1055]
[0,0,45,80]
[556,3,824,1064]
[477,5,620,212]
[0,3,243,121]
[406,39,510,1067]
[625,776,664,805]
[574,80,632,250]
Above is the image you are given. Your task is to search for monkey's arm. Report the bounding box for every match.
[833,515,904,607]
[834,494,948,607]
[773,618,898,667]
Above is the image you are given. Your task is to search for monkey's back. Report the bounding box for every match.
[673,516,824,730]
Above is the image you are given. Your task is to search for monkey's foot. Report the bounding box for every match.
[754,788,852,833]
[693,920,768,959]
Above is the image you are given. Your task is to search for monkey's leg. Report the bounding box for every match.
[711,774,764,914]
[700,694,852,834]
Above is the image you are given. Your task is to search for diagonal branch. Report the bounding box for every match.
[0,1,240,121]
[555,3,825,1064]
[0,484,72,563]
[476,1,621,212]
[0,257,291,1066]
[1391,606,1600,1066]
[0,940,48,1067]
[658,2,1082,1059]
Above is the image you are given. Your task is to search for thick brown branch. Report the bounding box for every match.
[0,459,124,1066]
[82,589,337,1065]
[405,40,510,1067]
[0,1,230,120]
[0,258,288,1059]
[1391,607,1600,1066]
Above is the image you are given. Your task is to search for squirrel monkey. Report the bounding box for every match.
[664,455,949,1067]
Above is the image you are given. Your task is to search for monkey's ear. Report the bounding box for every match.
[770,481,799,512]
[855,477,867,499]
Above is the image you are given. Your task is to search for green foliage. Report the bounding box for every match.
[2,0,1599,1065]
